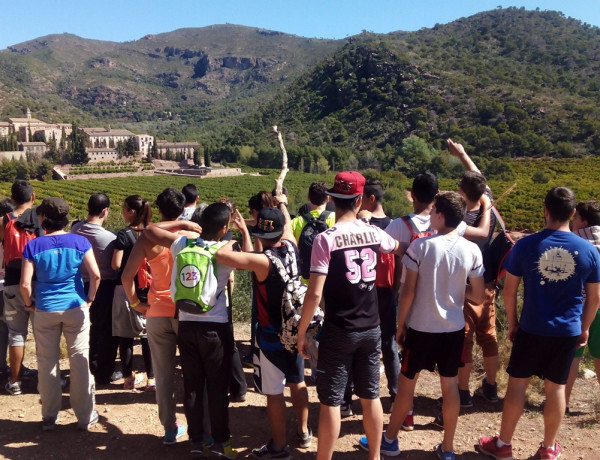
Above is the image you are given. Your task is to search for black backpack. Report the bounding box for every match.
[298,211,331,279]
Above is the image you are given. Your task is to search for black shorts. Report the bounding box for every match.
[507,329,578,384]
[400,327,465,379]
[316,323,381,406]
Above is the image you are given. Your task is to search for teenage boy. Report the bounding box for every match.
[72,193,119,384]
[179,184,201,221]
[296,171,399,460]
[291,181,336,284]
[480,187,600,460]
[358,179,399,410]
[144,203,248,459]
[384,172,438,428]
[448,139,498,407]
[1,180,42,394]
[216,201,310,460]
[565,201,600,412]
[363,191,485,460]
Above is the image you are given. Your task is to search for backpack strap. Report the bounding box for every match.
[302,212,316,223]
[317,211,331,222]
[124,227,138,247]
[400,215,418,239]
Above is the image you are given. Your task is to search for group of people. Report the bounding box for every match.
[0,138,598,460]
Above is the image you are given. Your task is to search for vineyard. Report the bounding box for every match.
[0,157,599,233]
[0,157,598,319]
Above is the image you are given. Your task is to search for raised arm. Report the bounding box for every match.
[462,194,492,241]
[230,208,253,252]
[447,138,481,174]
[145,220,202,248]
[273,195,294,243]
[215,241,270,281]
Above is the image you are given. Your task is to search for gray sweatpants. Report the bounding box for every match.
[147,316,179,431]
[34,305,95,423]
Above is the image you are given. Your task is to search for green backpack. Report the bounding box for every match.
[173,237,225,314]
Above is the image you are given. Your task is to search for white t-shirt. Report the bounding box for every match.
[170,236,233,323]
[385,213,433,283]
[402,233,484,333]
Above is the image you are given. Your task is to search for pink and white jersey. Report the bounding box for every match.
[310,219,396,330]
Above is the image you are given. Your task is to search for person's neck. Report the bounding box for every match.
[13,203,32,216]
[310,203,327,212]
[370,204,386,218]
[545,220,571,232]
[413,201,433,216]
[335,209,358,223]
[466,199,480,212]
[436,226,457,236]
[46,229,66,236]
[87,216,104,226]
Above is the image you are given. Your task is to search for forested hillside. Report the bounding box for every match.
[227,8,600,171]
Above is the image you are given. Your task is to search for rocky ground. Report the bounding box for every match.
[0,323,598,459]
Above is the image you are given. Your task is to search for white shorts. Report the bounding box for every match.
[253,336,304,395]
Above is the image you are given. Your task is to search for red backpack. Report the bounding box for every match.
[3,212,37,267]
[401,215,435,243]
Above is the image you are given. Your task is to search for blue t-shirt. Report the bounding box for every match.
[23,233,92,312]
[504,229,600,337]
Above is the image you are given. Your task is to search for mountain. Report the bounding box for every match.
[0,25,341,129]
[240,7,600,169]
[1,8,599,167]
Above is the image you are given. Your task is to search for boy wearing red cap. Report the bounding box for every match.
[297,171,399,460]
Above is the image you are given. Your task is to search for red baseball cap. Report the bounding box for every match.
[327,171,366,199]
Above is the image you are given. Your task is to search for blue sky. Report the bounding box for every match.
[0,0,597,50]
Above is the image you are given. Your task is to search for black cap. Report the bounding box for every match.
[251,207,285,239]
[37,197,69,219]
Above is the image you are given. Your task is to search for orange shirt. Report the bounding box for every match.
[146,247,175,318]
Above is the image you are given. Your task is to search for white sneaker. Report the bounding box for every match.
[5,379,22,395]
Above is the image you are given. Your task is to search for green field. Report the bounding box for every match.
[2,157,598,233]
[1,158,599,324]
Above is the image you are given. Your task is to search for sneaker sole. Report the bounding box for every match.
[475,388,499,403]
[478,446,513,460]
[359,440,401,457]
[401,424,414,431]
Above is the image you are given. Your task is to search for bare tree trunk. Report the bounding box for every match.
[272,125,288,196]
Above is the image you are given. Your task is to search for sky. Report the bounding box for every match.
[0,0,598,50]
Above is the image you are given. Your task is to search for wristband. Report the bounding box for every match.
[130,300,141,309]
[25,302,34,309]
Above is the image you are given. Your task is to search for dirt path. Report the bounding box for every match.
[0,323,598,459]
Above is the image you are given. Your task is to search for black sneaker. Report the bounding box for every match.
[251,440,290,459]
[459,389,473,408]
[297,426,312,448]
[431,412,444,428]
[20,366,38,379]
[474,377,499,403]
